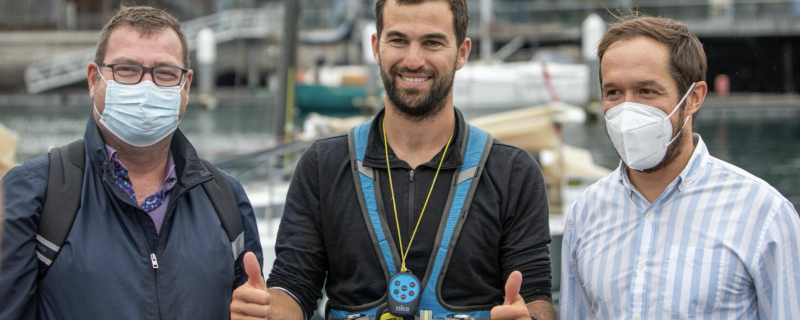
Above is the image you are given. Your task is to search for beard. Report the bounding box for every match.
[379,59,456,121]
[640,104,688,173]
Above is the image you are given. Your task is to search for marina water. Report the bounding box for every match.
[2,102,798,206]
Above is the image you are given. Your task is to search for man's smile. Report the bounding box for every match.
[401,76,430,83]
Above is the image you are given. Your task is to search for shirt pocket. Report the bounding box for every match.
[658,246,727,314]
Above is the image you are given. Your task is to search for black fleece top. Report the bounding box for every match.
[267,108,552,318]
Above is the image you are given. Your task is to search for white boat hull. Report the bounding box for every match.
[453,61,590,110]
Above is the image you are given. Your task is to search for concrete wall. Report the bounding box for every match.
[0,31,98,90]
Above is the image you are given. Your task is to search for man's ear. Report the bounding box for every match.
[87,62,98,99]
[456,37,471,70]
[685,81,707,118]
[184,69,193,93]
[371,33,380,65]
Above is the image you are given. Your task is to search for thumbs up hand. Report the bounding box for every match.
[490,271,530,320]
[231,252,271,319]
[244,251,268,290]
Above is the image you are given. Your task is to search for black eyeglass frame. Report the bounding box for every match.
[97,63,190,87]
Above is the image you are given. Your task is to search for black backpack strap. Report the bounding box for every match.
[199,158,246,287]
[36,145,246,284]
[37,139,85,279]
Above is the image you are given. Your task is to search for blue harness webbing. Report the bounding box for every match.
[331,120,492,319]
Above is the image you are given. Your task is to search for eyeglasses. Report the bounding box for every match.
[98,63,189,87]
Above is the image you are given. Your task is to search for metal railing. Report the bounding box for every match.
[24,5,284,94]
[24,0,800,93]
[0,0,62,30]
[489,0,800,27]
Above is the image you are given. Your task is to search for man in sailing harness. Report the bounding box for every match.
[230,0,556,319]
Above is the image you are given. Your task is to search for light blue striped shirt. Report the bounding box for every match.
[559,134,800,320]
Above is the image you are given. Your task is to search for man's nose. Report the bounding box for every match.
[623,91,638,103]
[142,69,155,83]
[403,43,425,71]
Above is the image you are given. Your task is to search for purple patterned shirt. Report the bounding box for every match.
[105,145,177,234]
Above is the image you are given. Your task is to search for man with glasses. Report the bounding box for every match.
[0,6,263,319]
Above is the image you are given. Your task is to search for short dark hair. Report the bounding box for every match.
[375,0,469,46]
[94,5,189,69]
[598,13,707,120]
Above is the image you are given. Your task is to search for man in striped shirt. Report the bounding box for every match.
[559,14,800,319]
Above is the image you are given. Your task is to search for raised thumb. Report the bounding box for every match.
[243,251,266,289]
[503,271,523,305]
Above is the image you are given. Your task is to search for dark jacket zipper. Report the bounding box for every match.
[134,208,162,320]
[149,183,202,320]
[408,169,415,243]
[141,179,200,320]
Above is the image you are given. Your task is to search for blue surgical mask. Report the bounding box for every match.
[95,73,184,147]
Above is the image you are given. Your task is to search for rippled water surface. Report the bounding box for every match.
[3,103,799,205]
[560,117,800,206]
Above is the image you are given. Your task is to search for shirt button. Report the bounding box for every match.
[638,262,645,270]
[646,211,654,219]
[633,314,640,320]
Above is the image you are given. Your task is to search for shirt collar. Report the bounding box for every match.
[104,144,178,184]
[362,107,466,170]
[678,134,709,190]
[618,133,709,194]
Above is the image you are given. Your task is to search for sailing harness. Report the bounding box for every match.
[333,120,493,320]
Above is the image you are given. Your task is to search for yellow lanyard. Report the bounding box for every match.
[382,118,453,273]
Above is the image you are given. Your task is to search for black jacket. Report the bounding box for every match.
[267,108,552,318]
